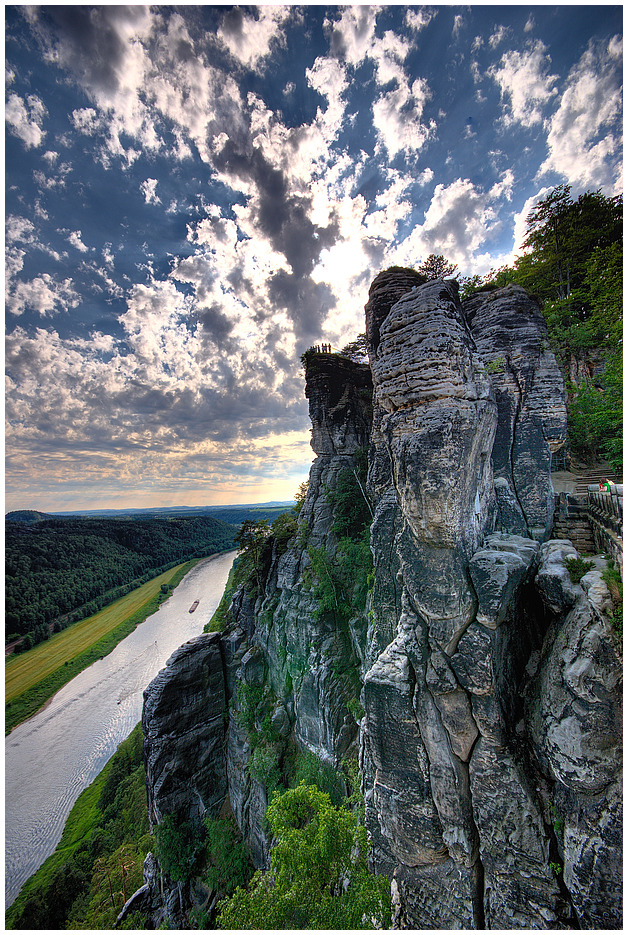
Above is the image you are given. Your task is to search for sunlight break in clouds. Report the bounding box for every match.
[4,6,623,510]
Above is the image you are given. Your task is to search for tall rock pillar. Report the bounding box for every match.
[362,276,571,928]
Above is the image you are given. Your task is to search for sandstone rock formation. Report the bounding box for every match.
[140,269,621,930]
[143,634,228,827]
[463,284,567,540]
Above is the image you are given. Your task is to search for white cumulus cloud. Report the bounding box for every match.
[7,274,81,317]
[140,178,161,205]
[6,91,47,148]
[489,40,558,127]
[537,36,623,192]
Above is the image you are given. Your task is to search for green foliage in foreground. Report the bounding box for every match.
[204,558,239,632]
[6,723,152,931]
[204,816,252,897]
[232,510,299,599]
[155,814,206,883]
[5,561,196,735]
[216,783,391,930]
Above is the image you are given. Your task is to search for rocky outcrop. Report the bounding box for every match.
[463,285,567,539]
[360,274,619,929]
[142,635,228,827]
[141,269,621,930]
[529,550,623,929]
[305,351,372,456]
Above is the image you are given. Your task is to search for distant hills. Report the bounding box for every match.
[5,513,240,641]
[5,503,299,644]
[5,510,51,524]
[7,501,294,521]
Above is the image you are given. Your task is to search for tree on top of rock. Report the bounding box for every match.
[417,254,458,280]
[339,333,368,362]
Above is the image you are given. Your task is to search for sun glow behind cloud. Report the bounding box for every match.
[4,5,623,511]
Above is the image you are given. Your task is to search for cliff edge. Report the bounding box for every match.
[140,271,622,930]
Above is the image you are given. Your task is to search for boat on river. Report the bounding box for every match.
[189,600,199,613]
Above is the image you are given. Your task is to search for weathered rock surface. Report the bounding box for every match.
[359,276,618,929]
[369,279,496,659]
[528,560,623,929]
[141,270,621,930]
[142,634,228,827]
[305,351,372,456]
[463,285,567,540]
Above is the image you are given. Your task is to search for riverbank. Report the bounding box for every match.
[6,722,151,929]
[5,558,205,735]
[6,551,237,909]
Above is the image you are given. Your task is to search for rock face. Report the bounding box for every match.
[141,270,621,930]
[362,276,569,929]
[143,635,229,827]
[529,549,623,930]
[463,285,567,540]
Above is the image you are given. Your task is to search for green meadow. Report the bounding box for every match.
[5,560,198,734]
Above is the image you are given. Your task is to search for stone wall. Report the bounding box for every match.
[587,484,623,571]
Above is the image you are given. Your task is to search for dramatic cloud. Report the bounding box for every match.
[217,5,293,70]
[4,6,623,510]
[538,36,623,192]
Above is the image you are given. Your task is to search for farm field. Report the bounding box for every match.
[5,560,198,732]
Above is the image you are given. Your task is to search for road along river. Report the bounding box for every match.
[5,550,236,909]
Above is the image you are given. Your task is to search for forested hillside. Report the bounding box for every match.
[463,185,622,469]
[5,514,236,644]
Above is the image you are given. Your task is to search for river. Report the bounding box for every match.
[5,551,236,909]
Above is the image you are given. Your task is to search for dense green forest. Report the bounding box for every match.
[462,185,622,470]
[6,719,380,930]
[5,514,237,645]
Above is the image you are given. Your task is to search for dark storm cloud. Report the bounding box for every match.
[267,271,336,343]
[98,373,306,448]
[219,6,245,40]
[35,6,147,95]
[215,140,339,279]
[197,305,234,342]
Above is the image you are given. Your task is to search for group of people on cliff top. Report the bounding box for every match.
[309,343,333,353]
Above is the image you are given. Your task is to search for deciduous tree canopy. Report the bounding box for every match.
[216,783,391,930]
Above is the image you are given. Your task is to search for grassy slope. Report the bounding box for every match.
[6,723,150,929]
[5,559,199,734]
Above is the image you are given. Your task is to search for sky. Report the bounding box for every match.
[5,4,623,512]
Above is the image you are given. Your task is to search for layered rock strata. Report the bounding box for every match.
[360,274,618,929]
[143,634,228,827]
[140,269,621,930]
[529,545,623,929]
